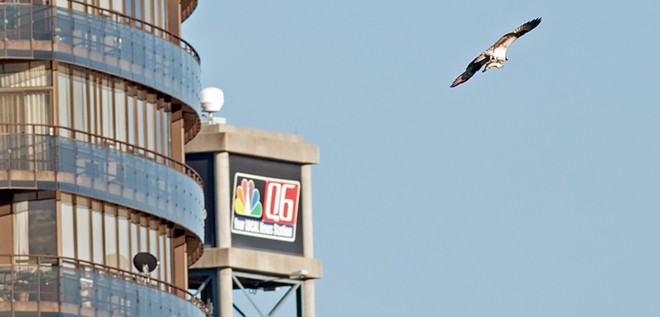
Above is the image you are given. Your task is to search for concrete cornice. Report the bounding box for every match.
[191,247,323,279]
[185,124,320,164]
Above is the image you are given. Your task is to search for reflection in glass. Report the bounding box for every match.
[24,92,51,125]
[0,61,51,88]
[13,202,29,255]
[0,92,51,126]
[27,199,57,256]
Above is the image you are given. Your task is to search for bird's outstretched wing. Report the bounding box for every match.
[450,53,488,88]
[487,18,541,52]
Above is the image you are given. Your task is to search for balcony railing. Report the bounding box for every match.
[0,0,200,63]
[0,123,202,187]
[66,0,200,63]
[0,123,206,242]
[0,254,208,316]
[0,3,202,114]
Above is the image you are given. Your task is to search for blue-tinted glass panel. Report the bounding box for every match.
[0,134,204,241]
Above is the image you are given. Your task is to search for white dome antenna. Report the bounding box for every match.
[201,87,226,124]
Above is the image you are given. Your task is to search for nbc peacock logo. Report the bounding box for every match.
[231,172,301,242]
[234,178,263,218]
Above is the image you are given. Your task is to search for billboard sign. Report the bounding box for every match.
[231,172,301,242]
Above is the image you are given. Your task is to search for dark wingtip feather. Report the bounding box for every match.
[527,17,542,29]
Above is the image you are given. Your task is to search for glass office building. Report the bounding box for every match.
[0,0,206,315]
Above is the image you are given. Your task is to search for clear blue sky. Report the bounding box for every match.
[183,1,660,316]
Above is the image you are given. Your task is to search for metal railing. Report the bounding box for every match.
[0,0,199,62]
[65,0,200,63]
[0,123,203,187]
[0,254,207,314]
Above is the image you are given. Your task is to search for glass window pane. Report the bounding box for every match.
[156,107,162,156]
[136,98,145,150]
[28,199,56,256]
[76,204,90,261]
[105,213,117,267]
[127,95,135,145]
[112,0,123,12]
[0,94,19,125]
[143,0,152,25]
[130,220,139,273]
[158,231,165,281]
[124,0,131,17]
[134,0,141,21]
[13,202,29,255]
[164,233,171,283]
[114,80,126,144]
[149,227,157,279]
[72,76,87,135]
[0,61,51,88]
[101,81,113,139]
[163,110,169,157]
[139,224,147,252]
[92,209,103,264]
[117,212,130,271]
[89,78,98,135]
[145,102,154,152]
[57,72,71,130]
[24,92,51,125]
[61,201,75,258]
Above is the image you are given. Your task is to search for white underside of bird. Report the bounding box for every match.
[488,46,508,62]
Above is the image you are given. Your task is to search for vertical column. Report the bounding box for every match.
[303,280,316,317]
[301,164,316,316]
[216,151,233,316]
[170,111,185,164]
[166,0,182,37]
[215,152,231,248]
[301,164,314,257]
[218,267,233,317]
[173,235,188,296]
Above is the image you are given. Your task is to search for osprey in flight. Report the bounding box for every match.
[450,18,541,88]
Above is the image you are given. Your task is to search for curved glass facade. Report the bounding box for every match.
[0,3,201,115]
[0,256,206,316]
[0,133,205,241]
[0,0,205,313]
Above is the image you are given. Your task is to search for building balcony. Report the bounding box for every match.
[0,124,205,247]
[0,254,207,316]
[0,2,201,125]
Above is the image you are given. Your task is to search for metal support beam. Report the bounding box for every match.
[231,271,305,317]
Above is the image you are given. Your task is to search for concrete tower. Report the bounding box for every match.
[186,123,322,317]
